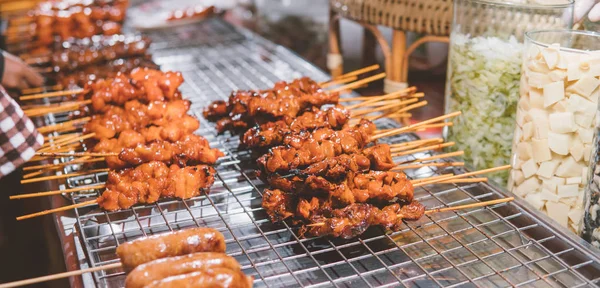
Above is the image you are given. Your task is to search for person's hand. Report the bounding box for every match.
[575,0,600,22]
[1,51,44,90]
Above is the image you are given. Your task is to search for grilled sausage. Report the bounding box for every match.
[126,252,240,288]
[143,268,253,288]
[116,227,225,271]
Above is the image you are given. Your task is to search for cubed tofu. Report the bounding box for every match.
[516,109,526,128]
[542,179,558,193]
[558,184,580,198]
[569,139,585,161]
[519,97,531,111]
[517,142,533,160]
[537,160,560,179]
[514,177,541,197]
[568,209,584,225]
[512,169,526,186]
[560,197,577,207]
[529,71,552,89]
[566,94,587,113]
[551,176,566,185]
[541,188,559,202]
[584,144,593,162]
[543,81,565,107]
[574,113,594,128]
[525,193,545,210]
[523,122,534,141]
[548,70,567,82]
[568,62,583,81]
[542,47,559,69]
[567,76,600,99]
[566,177,582,184]
[548,132,570,155]
[582,167,590,181]
[549,112,576,133]
[529,88,544,109]
[521,159,538,178]
[588,56,600,77]
[578,128,594,144]
[531,138,552,163]
[546,202,570,227]
[556,156,584,177]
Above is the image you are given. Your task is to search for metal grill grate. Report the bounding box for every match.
[48,18,600,287]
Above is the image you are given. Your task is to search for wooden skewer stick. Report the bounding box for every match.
[320,76,358,88]
[413,165,511,187]
[22,157,101,179]
[0,262,121,288]
[410,174,453,184]
[38,117,90,134]
[21,168,110,184]
[329,73,386,93]
[388,139,444,152]
[23,156,103,171]
[44,132,79,142]
[28,144,82,162]
[35,152,117,158]
[412,122,453,131]
[399,151,465,164]
[21,84,63,95]
[371,112,462,140]
[391,142,454,156]
[351,100,415,118]
[339,87,416,103]
[38,133,95,153]
[19,89,85,101]
[17,199,98,221]
[394,100,428,114]
[307,198,515,227]
[350,97,418,114]
[10,184,106,200]
[365,113,412,122]
[329,64,380,81]
[346,87,416,109]
[24,100,92,117]
[440,177,488,184]
[24,56,50,65]
[393,161,465,171]
[389,138,444,148]
[424,197,514,215]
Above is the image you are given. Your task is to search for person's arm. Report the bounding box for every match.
[0,50,44,90]
[0,85,44,178]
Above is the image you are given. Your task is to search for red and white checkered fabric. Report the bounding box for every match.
[0,86,43,178]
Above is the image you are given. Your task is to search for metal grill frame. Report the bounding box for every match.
[39,18,600,287]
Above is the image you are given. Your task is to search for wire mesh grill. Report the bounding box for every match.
[43,18,600,287]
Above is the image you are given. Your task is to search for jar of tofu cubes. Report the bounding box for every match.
[508,30,600,236]
[445,0,573,185]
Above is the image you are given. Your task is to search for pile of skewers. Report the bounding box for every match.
[14,68,225,218]
[203,65,512,239]
[5,0,128,49]
[0,228,253,288]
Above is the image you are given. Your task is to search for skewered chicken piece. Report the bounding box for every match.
[241,106,351,149]
[263,189,424,239]
[256,119,376,174]
[203,77,339,133]
[93,133,224,169]
[97,161,216,211]
[37,35,151,72]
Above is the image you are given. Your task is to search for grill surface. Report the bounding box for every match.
[47,18,600,287]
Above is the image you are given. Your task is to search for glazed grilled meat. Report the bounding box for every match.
[267,170,414,205]
[144,268,253,288]
[303,201,425,239]
[115,227,226,272]
[97,161,216,211]
[241,106,351,149]
[204,77,339,133]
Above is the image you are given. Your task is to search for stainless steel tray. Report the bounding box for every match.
[49,18,600,287]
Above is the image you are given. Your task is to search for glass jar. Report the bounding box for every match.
[445,0,574,185]
[508,30,600,236]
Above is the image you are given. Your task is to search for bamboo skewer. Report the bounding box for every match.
[329,73,386,93]
[345,87,416,109]
[351,100,414,118]
[393,162,465,171]
[339,88,417,103]
[320,76,358,88]
[37,117,90,134]
[413,165,511,187]
[307,198,515,227]
[399,151,465,164]
[19,89,85,101]
[20,168,110,184]
[389,138,444,148]
[372,112,461,140]
[0,262,121,288]
[38,133,95,153]
[10,185,106,200]
[23,157,103,171]
[17,199,98,221]
[332,64,380,80]
[21,84,63,95]
[35,152,117,158]
[24,100,91,117]
[391,142,454,156]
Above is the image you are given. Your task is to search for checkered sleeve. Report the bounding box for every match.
[0,86,44,178]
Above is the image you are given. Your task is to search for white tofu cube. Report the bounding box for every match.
[541,189,559,202]
[551,176,566,185]
[531,138,552,163]
[528,45,540,59]
[537,160,560,179]
[543,81,565,107]
[521,159,538,178]
[517,142,533,160]
[569,139,585,161]
[549,112,576,133]
[546,202,570,227]
[568,76,600,99]
[552,100,569,112]
[519,97,531,111]
[588,56,600,77]
[568,62,583,81]
[566,177,582,184]
[529,88,544,109]
[542,47,559,69]
[548,132,570,155]
[574,113,594,128]
[578,128,594,144]
[512,157,523,170]
[558,184,580,198]
[542,180,558,193]
[584,144,593,162]
[560,197,577,207]
[529,71,552,89]
[568,209,584,225]
[556,156,584,177]
[516,109,526,128]
[582,167,590,181]
[512,169,525,186]
[525,193,545,210]
[548,70,567,82]
[566,94,587,113]
[523,122,534,141]
[515,177,541,197]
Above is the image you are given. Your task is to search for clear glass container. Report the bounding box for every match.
[508,30,600,236]
[444,0,574,185]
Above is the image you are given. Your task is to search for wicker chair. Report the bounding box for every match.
[329,0,452,93]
